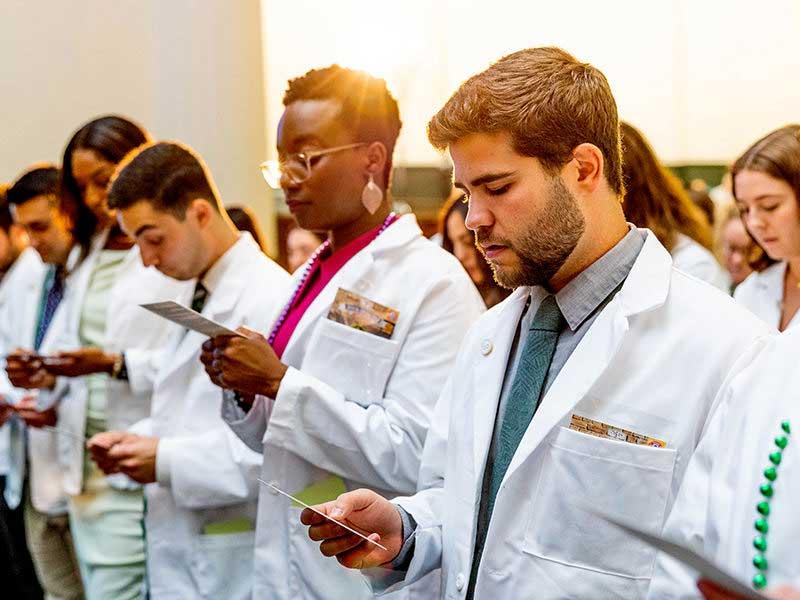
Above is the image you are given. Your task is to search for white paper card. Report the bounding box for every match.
[140,301,244,338]
[592,509,768,600]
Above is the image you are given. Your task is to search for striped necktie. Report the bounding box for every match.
[191,281,208,313]
[34,266,65,350]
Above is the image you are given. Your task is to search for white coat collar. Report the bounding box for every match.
[163,234,263,377]
[755,261,786,304]
[350,213,422,259]
[199,233,262,321]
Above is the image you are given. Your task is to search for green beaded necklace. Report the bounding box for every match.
[752,420,791,590]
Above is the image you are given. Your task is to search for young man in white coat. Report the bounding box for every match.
[298,47,774,600]
[199,65,485,599]
[1,165,84,599]
[83,141,290,599]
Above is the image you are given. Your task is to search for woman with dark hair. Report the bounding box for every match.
[620,122,730,290]
[227,205,268,252]
[439,192,508,307]
[19,116,189,599]
[60,115,149,262]
[732,125,800,331]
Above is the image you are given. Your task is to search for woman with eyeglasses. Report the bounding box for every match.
[719,204,754,293]
[201,65,485,600]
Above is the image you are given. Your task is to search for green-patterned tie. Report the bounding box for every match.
[467,294,565,598]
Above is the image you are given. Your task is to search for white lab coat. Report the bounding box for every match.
[0,248,70,513]
[224,214,485,599]
[0,248,42,476]
[382,230,772,600]
[734,261,800,330]
[671,233,730,292]
[44,233,191,495]
[649,329,800,598]
[125,233,290,600]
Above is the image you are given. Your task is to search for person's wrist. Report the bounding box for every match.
[263,363,288,398]
[107,353,123,377]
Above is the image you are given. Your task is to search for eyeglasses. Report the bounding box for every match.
[259,142,368,189]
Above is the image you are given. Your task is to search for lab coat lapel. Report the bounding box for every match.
[19,267,45,348]
[470,288,532,488]
[759,262,786,325]
[105,245,145,325]
[500,231,673,488]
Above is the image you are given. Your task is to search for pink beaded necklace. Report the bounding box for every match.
[268,212,397,345]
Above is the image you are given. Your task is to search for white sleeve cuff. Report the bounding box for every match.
[274,366,304,405]
[155,436,173,487]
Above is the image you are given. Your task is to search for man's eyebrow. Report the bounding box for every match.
[454,171,516,191]
[134,224,156,237]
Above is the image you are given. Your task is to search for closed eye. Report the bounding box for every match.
[486,183,511,196]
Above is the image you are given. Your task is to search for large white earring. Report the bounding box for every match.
[361,174,383,215]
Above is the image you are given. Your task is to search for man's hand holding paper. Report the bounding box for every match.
[300,488,403,569]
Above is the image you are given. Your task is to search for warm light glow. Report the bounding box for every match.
[262,0,800,165]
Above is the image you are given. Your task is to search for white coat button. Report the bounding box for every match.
[455,573,466,591]
[480,339,493,356]
[268,480,280,494]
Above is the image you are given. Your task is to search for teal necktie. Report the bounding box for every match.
[467,294,565,598]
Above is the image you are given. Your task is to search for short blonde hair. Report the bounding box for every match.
[428,47,624,195]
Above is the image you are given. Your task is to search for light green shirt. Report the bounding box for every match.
[79,249,127,438]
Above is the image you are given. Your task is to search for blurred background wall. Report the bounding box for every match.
[2,0,799,259]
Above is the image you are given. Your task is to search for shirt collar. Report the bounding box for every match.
[554,226,646,331]
[200,232,248,295]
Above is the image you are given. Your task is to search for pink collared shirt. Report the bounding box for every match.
[271,217,397,358]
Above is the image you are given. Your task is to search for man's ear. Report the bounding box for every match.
[188,198,214,227]
[9,223,28,247]
[567,143,605,194]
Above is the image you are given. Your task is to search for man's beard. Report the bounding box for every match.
[477,176,585,289]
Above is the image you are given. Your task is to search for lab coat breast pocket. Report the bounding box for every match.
[191,530,255,600]
[304,318,399,406]
[523,426,676,580]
